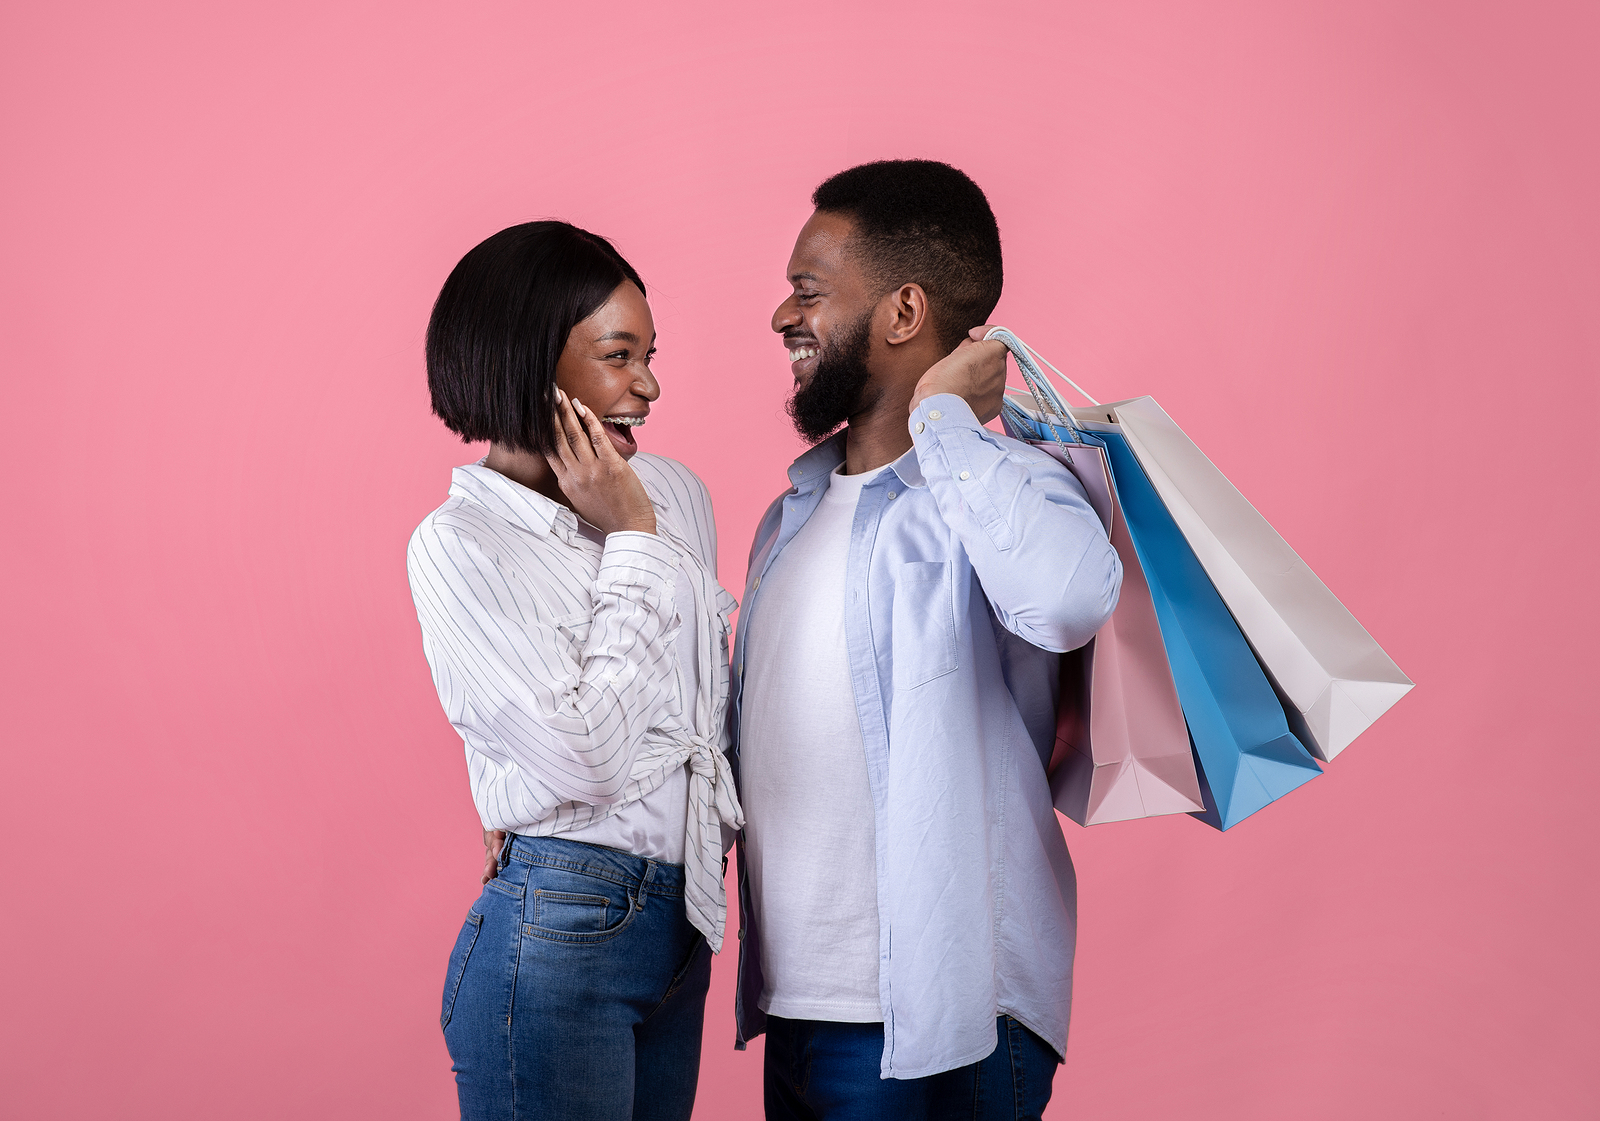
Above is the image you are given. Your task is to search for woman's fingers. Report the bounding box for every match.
[546,391,585,474]
[573,398,627,465]
[570,398,609,462]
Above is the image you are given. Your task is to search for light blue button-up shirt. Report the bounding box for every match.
[731,392,1124,1079]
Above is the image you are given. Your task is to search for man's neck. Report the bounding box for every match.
[844,371,921,476]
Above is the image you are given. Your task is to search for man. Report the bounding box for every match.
[731,159,1124,1120]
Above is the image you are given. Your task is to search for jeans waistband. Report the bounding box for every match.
[506,834,686,898]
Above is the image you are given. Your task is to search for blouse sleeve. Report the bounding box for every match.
[407,522,683,806]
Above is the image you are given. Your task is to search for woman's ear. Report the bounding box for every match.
[883,282,930,346]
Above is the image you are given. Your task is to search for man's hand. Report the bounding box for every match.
[482,829,506,885]
[908,326,1009,424]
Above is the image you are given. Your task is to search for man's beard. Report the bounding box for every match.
[785,311,880,444]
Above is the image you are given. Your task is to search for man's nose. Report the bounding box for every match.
[772,294,801,333]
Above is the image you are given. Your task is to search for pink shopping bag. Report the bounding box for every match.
[993,329,1204,825]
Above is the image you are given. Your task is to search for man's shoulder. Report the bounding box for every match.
[987,426,1070,468]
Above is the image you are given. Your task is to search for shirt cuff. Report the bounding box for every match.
[597,530,681,592]
[909,392,982,443]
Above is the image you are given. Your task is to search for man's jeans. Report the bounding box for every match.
[442,835,711,1121]
[763,1014,1059,1120]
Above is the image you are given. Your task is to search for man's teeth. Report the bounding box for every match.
[788,347,819,362]
[603,416,645,427]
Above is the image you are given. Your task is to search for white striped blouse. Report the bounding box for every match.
[406,454,743,950]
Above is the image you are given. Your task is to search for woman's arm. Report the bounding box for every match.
[408,518,684,808]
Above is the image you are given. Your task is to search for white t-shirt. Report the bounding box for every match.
[740,465,884,1022]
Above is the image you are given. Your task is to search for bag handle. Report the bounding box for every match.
[984,328,1100,451]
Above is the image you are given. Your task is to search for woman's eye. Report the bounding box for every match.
[645,349,657,364]
[605,351,628,361]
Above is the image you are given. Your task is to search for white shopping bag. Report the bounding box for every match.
[1071,395,1413,761]
[989,329,1413,763]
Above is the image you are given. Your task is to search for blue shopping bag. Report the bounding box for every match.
[991,327,1320,830]
[1096,429,1322,829]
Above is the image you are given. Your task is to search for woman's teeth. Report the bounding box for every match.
[788,347,819,362]
[604,416,645,427]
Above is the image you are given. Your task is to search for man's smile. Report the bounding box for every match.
[785,336,820,380]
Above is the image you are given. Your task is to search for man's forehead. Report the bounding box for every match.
[789,211,857,278]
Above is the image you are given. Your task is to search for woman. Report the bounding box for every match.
[406,221,742,1121]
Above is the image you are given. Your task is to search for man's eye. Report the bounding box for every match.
[797,292,820,304]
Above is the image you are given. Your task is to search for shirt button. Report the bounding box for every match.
[914,422,925,434]
[737,662,743,674]
[959,470,971,481]
[753,577,760,589]
[887,491,896,500]
[929,409,942,420]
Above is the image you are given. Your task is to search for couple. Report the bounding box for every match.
[407,160,1124,1121]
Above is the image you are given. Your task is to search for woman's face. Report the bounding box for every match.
[554,281,659,459]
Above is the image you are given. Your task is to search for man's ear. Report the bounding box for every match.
[882,283,930,347]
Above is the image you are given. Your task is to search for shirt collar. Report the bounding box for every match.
[448,460,575,537]
[784,432,928,491]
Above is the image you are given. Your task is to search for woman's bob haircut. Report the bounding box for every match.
[426,220,646,455]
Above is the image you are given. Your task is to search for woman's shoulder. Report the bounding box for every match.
[630,453,718,565]
[631,453,714,518]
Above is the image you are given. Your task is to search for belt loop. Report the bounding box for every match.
[497,831,514,873]
[636,860,657,911]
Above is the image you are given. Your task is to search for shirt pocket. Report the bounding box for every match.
[892,560,959,689]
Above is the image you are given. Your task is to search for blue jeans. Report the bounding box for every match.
[763,1015,1059,1121]
[442,835,711,1121]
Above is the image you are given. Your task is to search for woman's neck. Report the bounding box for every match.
[484,443,566,507]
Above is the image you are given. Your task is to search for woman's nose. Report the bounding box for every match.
[634,362,661,401]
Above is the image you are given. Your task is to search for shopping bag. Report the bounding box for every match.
[991,329,1203,825]
[989,329,1322,829]
[1076,396,1413,761]
[1094,423,1323,829]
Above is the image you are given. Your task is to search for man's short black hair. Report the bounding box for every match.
[426,220,645,455]
[812,160,1003,350]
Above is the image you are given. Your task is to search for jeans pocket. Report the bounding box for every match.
[524,867,637,944]
[533,889,617,934]
[441,907,484,1030]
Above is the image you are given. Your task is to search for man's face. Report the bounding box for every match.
[772,210,881,442]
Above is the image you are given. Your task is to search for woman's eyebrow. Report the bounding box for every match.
[595,330,642,344]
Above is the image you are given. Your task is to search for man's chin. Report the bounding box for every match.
[785,401,844,444]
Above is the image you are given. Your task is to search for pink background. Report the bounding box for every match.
[3,1,1596,1117]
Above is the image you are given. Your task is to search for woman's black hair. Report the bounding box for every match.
[426,220,645,455]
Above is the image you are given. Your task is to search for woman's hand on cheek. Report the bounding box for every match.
[544,391,658,537]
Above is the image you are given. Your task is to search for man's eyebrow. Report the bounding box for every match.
[789,272,821,284]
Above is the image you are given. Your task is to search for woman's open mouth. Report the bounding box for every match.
[602,415,644,455]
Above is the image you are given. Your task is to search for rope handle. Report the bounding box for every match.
[983,328,1100,453]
